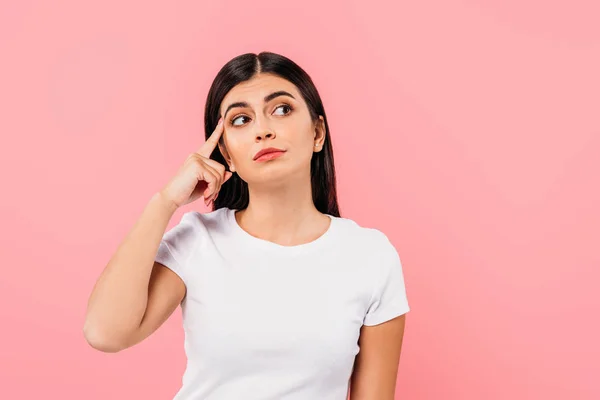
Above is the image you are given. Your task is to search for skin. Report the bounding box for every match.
[216,72,331,245]
[84,72,407,399]
[350,317,407,399]
[218,73,408,399]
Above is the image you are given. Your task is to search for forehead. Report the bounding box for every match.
[220,74,301,113]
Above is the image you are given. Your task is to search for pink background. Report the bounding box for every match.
[1,1,598,398]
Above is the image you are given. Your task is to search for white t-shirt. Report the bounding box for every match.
[155,207,410,400]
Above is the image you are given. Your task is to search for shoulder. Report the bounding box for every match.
[162,207,230,246]
[332,215,397,255]
[330,216,403,285]
[174,207,229,228]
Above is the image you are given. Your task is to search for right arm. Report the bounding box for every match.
[83,192,185,353]
[83,116,231,353]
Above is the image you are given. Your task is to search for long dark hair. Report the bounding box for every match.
[204,51,340,217]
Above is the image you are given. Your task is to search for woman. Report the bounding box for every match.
[84,51,410,399]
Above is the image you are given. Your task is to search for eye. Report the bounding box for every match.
[229,103,294,127]
[273,103,293,116]
[231,115,250,127]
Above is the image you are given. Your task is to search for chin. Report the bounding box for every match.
[245,163,303,185]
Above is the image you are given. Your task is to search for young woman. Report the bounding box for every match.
[84,51,410,400]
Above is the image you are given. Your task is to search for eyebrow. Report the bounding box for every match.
[221,90,296,120]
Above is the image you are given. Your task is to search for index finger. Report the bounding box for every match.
[197,117,225,158]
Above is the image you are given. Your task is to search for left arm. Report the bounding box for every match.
[349,314,407,400]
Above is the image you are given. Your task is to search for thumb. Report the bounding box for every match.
[224,171,233,182]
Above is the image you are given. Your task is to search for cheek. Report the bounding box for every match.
[224,137,250,164]
[289,139,317,168]
[297,131,317,153]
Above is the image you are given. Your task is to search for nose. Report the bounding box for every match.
[255,129,276,142]
[253,114,277,142]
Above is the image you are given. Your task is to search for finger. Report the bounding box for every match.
[201,158,230,199]
[210,171,233,201]
[197,117,225,158]
[197,165,219,200]
[200,162,222,201]
[209,171,233,204]
[202,158,227,178]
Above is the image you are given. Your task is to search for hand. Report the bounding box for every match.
[160,117,232,210]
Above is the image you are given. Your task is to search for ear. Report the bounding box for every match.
[218,139,236,172]
[313,115,326,152]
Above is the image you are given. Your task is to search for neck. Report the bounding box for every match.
[236,172,328,246]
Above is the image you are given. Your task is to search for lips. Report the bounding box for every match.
[253,147,286,161]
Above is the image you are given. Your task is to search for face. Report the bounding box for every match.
[217,73,326,185]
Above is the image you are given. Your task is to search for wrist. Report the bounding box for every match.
[153,191,179,215]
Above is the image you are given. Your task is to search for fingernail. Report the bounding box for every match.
[218,117,223,125]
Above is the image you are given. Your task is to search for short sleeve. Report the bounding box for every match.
[154,212,199,285]
[363,233,410,326]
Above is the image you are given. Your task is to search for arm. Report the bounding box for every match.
[349,314,407,400]
[83,192,185,353]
